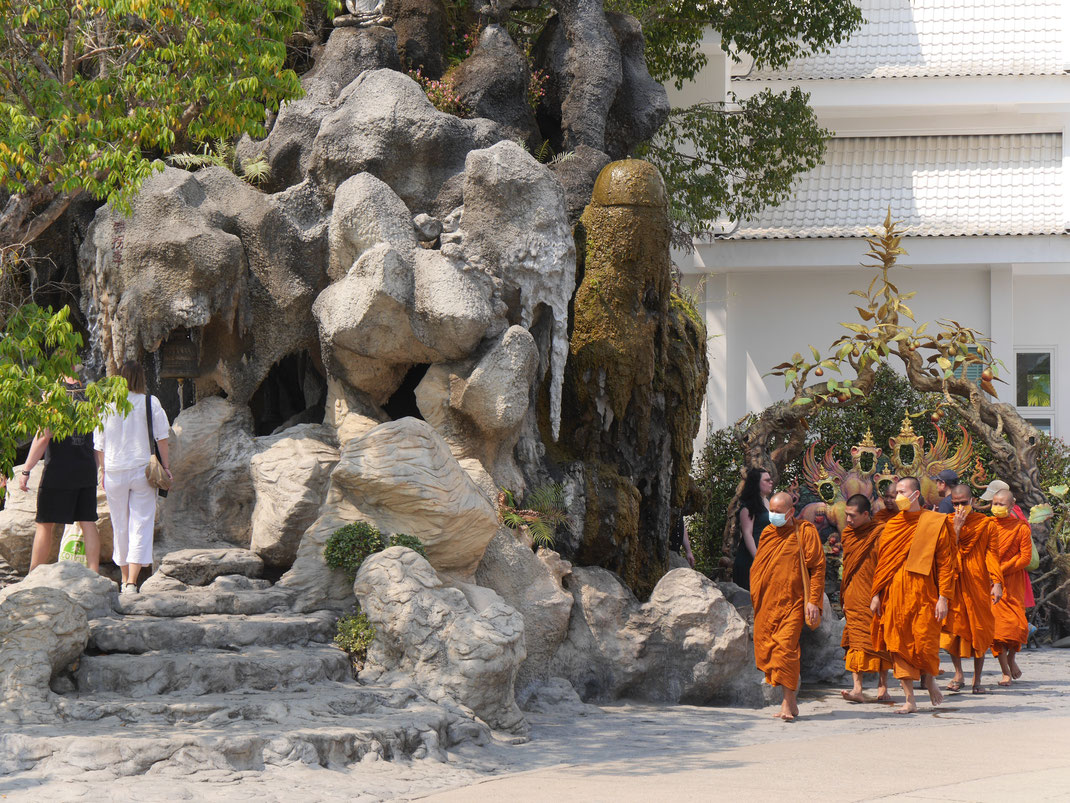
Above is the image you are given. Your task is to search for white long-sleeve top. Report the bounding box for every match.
[94,392,170,471]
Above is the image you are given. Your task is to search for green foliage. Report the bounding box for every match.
[639,88,829,241]
[0,303,129,494]
[0,0,305,254]
[607,0,863,89]
[334,612,376,665]
[323,522,428,577]
[167,138,271,186]
[688,419,752,576]
[387,533,427,559]
[499,483,570,549]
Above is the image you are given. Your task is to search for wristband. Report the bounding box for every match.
[21,470,30,476]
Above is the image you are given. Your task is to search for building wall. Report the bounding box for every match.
[1012,275,1068,435]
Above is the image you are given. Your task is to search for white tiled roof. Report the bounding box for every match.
[731,134,1064,239]
[739,0,1066,80]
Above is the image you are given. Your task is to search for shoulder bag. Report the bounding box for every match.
[144,396,172,493]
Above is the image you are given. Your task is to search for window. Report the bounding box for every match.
[1015,349,1055,436]
[1017,352,1051,407]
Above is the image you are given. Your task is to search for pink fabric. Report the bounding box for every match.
[1012,505,1036,608]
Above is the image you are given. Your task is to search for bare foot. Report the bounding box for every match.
[972,685,986,694]
[927,685,944,707]
[773,711,795,722]
[1010,661,1023,680]
[790,703,800,718]
[841,690,865,703]
[998,676,1012,686]
[895,701,918,714]
[875,692,894,703]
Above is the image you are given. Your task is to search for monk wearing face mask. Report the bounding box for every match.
[940,485,1003,694]
[869,477,957,714]
[989,489,1033,686]
[750,491,825,722]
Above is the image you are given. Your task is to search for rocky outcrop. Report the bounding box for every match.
[555,160,708,597]
[549,567,751,705]
[355,547,527,734]
[280,418,500,610]
[151,548,265,588]
[800,593,848,684]
[384,0,448,78]
[452,25,539,145]
[0,587,88,717]
[475,532,573,696]
[0,562,118,619]
[161,398,257,556]
[250,427,340,568]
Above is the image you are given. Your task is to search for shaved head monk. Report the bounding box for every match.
[873,482,899,526]
[839,494,892,703]
[989,489,1033,686]
[750,491,825,722]
[940,485,1003,693]
[869,477,957,714]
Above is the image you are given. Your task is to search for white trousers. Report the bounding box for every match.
[105,467,157,566]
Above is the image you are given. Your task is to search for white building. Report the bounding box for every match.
[673,0,1070,445]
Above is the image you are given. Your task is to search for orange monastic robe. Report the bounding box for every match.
[872,507,896,527]
[750,519,826,690]
[870,509,957,680]
[992,517,1032,653]
[941,512,1003,658]
[840,518,890,673]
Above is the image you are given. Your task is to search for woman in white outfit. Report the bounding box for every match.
[94,360,172,594]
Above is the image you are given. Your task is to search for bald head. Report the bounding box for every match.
[898,477,921,495]
[993,489,1015,507]
[769,492,794,513]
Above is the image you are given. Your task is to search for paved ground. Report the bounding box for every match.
[2,648,1067,802]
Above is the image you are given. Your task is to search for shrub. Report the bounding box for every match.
[688,420,751,577]
[323,522,429,578]
[409,68,468,116]
[334,612,376,668]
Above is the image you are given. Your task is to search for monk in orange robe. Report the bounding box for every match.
[839,494,891,703]
[872,482,899,526]
[989,489,1032,686]
[751,491,825,722]
[870,477,957,714]
[940,485,1003,693]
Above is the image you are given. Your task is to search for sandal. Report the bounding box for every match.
[972,685,986,694]
[945,680,964,692]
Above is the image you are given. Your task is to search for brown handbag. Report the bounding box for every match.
[798,529,822,630]
[144,395,172,492]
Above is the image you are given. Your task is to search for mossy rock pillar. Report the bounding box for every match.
[556,159,709,597]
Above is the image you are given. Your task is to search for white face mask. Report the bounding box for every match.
[768,511,788,527]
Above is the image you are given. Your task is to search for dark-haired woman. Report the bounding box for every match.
[94,360,171,594]
[732,468,773,589]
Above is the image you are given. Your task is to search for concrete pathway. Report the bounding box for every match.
[2,648,1067,801]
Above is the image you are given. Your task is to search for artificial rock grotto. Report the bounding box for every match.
[0,7,847,776]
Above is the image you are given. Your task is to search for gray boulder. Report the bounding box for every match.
[475,532,573,696]
[800,593,847,684]
[604,12,670,159]
[0,562,118,619]
[249,426,340,569]
[452,25,539,144]
[153,548,265,588]
[550,144,611,224]
[160,397,257,556]
[238,26,402,193]
[355,547,527,734]
[307,69,503,211]
[384,0,448,78]
[549,567,752,705]
[328,172,417,283]
[0,587,88,716]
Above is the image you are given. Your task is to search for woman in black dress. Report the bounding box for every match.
[732,467,773,589]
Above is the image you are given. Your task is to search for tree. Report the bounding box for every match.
[0,0,306,271]
[611,0,864,243]
[0,303,128,494]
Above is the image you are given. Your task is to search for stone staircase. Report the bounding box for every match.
[0,558,492,778]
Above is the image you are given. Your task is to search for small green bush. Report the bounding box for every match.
[323,523,428,577]
[388,533,428,559]
[323,522,387,578]
[335,612,376,667]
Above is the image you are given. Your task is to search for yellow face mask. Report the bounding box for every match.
[895,494,913,511]
[991,505,1010,518]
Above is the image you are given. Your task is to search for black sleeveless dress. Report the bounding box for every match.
[732,504,770,590]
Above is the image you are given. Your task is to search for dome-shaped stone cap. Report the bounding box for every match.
[591,159,667,208]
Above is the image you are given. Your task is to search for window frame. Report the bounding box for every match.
[1014,346,1056,437]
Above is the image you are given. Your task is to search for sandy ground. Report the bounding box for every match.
[2,647,1067,802]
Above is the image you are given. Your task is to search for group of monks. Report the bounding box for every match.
[749,477,1034,720]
